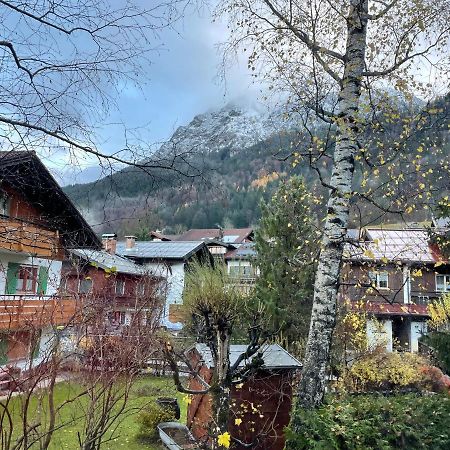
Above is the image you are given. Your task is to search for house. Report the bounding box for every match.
[62,237,163,333]
[176,228,254,244]
[150,228,254,262]
[340,226,449,352]
[224,242,258,295]
[186,343,301,450]
[115,237,212,330]
[150,228,254,244]
[0,151,99,376]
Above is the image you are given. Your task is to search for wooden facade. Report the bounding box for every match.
[0,151,100,371]
[186,345,300,450]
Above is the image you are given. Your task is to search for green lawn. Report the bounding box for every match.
[7,375,187,450]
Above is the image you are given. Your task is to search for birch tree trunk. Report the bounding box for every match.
[296,0,369,409]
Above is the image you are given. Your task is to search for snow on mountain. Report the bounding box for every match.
[156,102,297,158]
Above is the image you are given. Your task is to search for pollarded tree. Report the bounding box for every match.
[218,0,450,409]
[254,176,317,353]
[164,263,271,450]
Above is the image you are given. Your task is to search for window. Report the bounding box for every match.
[115,280,125,295]
[0,192,10,216]
[109,311,126,325]
[368,271,389,289]
[436,274,450,292]
[16,266,38,293]
[137,282,145,296]
[228,264,254,278]
[79,278,93,294]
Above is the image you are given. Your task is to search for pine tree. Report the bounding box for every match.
[254,176,317,353]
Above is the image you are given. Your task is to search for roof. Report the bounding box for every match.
[176,228,254,243]
[225,242,256,260]
[432,216,450,228]
[69,249,145,275]
[149,231,176,241]
[0,151,99,248]
[344,227,441,263]
[116,240,209,261]
[192,343,302,370]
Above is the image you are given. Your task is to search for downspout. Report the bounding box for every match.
[402,264,411,304]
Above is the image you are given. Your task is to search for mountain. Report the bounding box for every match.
[64,95,450,236]
[64,103,307,235]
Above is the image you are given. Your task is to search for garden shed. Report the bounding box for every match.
[186,343,302,450]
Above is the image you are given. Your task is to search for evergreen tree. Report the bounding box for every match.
[254,176,317,353]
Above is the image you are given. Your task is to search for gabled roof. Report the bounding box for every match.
[0,151,99,248]
[69,249,145,275]
[116,240,209,261]
[192,343,302,370]
[176,228,254,243]
[225,242,256,260]
[344,227,441,263]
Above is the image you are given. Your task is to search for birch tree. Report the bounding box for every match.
[218,0,450,409]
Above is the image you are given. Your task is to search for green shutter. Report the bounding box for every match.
[0,336,8,364]
[38,266,49,295]
[5,262,19,295]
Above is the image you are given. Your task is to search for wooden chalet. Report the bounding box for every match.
[340,226,449,352]
[0,151,99,382]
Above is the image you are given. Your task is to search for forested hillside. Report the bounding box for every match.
[64,95,450,236]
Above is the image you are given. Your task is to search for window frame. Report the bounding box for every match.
[436,274,450,292]
[79,277,93,294]
[368,271,389,290]
[0,192,10,216]
[115,279,126,296]
[16,265,38,294]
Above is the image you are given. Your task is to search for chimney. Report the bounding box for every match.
[102,233,117,254]
[125,235,136,249]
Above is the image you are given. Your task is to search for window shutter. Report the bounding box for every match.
[0,336,8,364]
[5,262,19,295]
[38,266,49,295]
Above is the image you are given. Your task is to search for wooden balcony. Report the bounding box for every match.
[0,216,60,258]
[0,295,78,330]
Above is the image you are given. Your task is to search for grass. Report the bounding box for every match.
[5,375,187,450]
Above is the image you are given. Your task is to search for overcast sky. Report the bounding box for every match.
[46,4,261,184]
[103,6,258,144]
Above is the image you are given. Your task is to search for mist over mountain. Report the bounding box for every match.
[64,94,450,236]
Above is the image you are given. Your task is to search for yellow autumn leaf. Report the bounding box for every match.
[235,418,242,426]
[363,249,375,259]
[217,432,231,448]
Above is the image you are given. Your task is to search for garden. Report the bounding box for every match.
[4,375,186,450]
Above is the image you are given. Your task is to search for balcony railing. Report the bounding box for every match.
[0,216,60,257]
[0,294,77,330]
[228,276,257,284]
[410,291,443,306]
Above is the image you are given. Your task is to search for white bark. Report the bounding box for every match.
[296,0,369,408]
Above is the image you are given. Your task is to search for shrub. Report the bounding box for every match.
[339,351,445,393]
[136,403,176,443]
[286,394,450,450]
[421,331,450,374]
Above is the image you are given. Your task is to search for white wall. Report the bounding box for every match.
[411,321,427,353]
[144,261,185,325]
[0,252,62,296]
